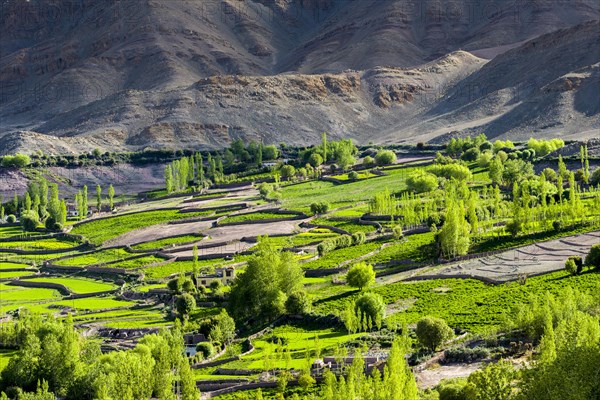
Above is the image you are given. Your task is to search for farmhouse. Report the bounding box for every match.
[197,266,236,287]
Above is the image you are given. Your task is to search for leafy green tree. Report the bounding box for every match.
[415,316,454,352]
[375,150,397,166]
[503,159,534,186]
[406,170,438,193]
[228,242,304,324]
[346,262,376,290]
[363,155,375,167]
[308,153,323,167]
[175,293,196,317]
[107,184,115,211]
[285,290,311,315]
[21,210,39,231]
[165,165,174,193]
[354,292,385,330]
[466,360,516,400]
[585,243,600,269]
[439,200,471,258]
[263,145,278,160]
[280,165,296,181]
[322,133,328,162]
[95,184,102,213]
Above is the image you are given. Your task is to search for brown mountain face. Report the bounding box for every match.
[0,0,599,154]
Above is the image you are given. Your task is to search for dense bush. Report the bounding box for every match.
[310,202,329,215]
[175,293,196,316]
[590,168,600,185]
[406,170,438,193]
[363,156,375,167]
[195,342,215,359]
[392,225,404,240]
[285,290,311,315]
[375,150,397,166]
[20,210,39,232]
[351,231,366,245]
[1,153,31,168]
[348,171,359,180]
[429,164,472,181]
[6,214,16,224]
[346,262,376,290]
[443,346,490,363]
[415,316,454,352]
[354,292,385,329]
[461,147,480,162]
[585,243,600,269]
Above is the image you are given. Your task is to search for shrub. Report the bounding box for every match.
[590,168,600,185]
[505,219,522,236]
[461,147,480,162]
[175,293,196,316]
[565,258,578,276]
[317,240,336,256]
[297,370,316,389]
[308,153,323,167]
[335,234,353,249]
[167,277,183,293]
[363,156,375,167]
[436,380,469,400]
[543,168,557,182]
[392,225,404,240]
[348,171,359,180]
[477,152,492,168]
[210,280,222,291]
[346,262,376,290]
[310,202,329,215]
[552,220,562,232]
[285,290,311,315]
[6,215,16,224]
[585,243,600,269]
[443,346,490,364]
[406,170,438,193]
[182,279,196,293]
[375,150,397,166]
[415,316,454,352]
[195,342,214,359]
[354,292,385,329]
[20,210,39,232]
[351,232,366,245]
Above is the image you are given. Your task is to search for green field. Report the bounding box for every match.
[0,270,36,279]
[220,211,298,225]
[0,262,32,270]
[0,237,78,250]
[71,209,211,244]
[26,277,116,294]
[53,248,132,267]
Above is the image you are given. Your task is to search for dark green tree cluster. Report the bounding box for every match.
[228,240,306,325]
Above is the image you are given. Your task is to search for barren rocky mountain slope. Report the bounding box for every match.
[0,0,599,154]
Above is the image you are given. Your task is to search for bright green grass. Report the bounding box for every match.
[50,297,135,311]
[131,235,203,250]
[301,240,385,270]
[0,227,41,239]
[328,204,370,218]
[0,262,31,270]
[330,172,376,181]
[314,270,600,333]
[0,238,77,250]
[0,270,36,279]
[0,286,60,304]
[0,350,17,372]
[73,307,169,328]
[26,277,116,294]
[54,248,131,267]
[71,209,211,245]
[108,255,164,270]
[363,232,436,265]
[133,283,167,292]
[143,259,227,280]
[259,230,339,249]
[311,218,376,234]
[280,167,415,212]
[232,325,362,371]
[220,212,297,225]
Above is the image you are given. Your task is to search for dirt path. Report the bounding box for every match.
[415,362,484,389]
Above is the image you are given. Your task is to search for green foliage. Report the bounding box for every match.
[346,262,376,290]
[175,293,196,316]
[502,159,534,186]
[310,202,329,215]
[285,291,311,315]
[1,153,31,168]
[565,258,578,276]
[195,342,215,359]
[228,243,304,324]
[406,170,438,193]
[585,243,600,269]
[466,360,516,400]
[461,147,480,162]
[20,210,40,232]
[308,153,323,167]
[429,164,472,181]
[375,150,397,166]
[354,292,385,330]
[415,316,454,351]
[527,138,565,157]
[363,155,375,167]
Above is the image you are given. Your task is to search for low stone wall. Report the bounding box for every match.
[299,222,350,235]
[182,194,227,204]
[0,243,88,255]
